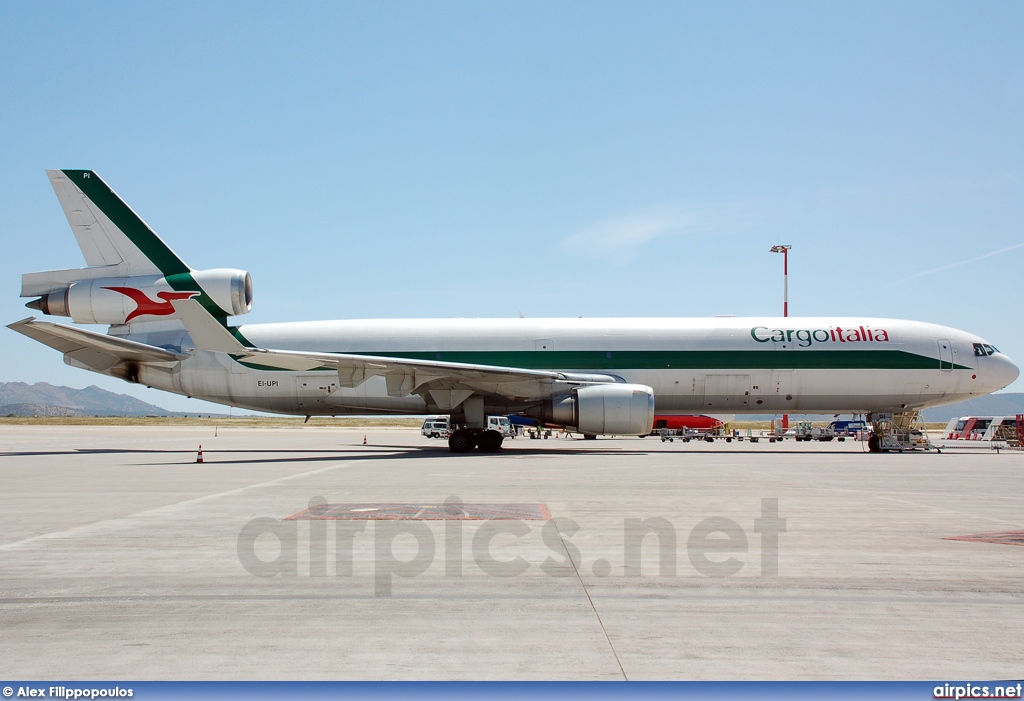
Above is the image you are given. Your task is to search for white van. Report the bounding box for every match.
[421,416,450,438]
[422,415,513,439]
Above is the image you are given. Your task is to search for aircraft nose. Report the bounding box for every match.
[989,353,1020,390]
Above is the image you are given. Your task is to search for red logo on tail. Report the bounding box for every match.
[103,287,199,322]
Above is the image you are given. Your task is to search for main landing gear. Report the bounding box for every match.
[449,428,504,454]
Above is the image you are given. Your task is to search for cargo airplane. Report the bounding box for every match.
[8,170,1019,452]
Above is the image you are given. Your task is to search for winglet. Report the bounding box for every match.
[171,298,248,353]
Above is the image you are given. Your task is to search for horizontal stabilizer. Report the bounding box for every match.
[7,317,188,372]
[21,265,125,298]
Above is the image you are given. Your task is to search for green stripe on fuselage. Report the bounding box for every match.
[230,327,255,346]
[232,348,967,372]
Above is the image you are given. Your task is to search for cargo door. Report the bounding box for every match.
[771,369,794,407]
[702,374,751,410]
[297,374,339,412]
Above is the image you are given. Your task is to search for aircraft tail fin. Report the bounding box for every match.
[24,170,191,297]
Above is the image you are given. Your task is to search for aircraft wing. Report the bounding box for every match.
[7,317,189,372]
[170,298,610,404]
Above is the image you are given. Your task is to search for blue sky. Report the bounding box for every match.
[2,2,1023,412]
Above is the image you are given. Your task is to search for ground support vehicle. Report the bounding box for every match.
[867,411,938,453]
[421,416,450,439]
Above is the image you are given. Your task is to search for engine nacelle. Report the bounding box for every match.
[28,268,253,325]
[538,384,655,436]
[187,268,253,317]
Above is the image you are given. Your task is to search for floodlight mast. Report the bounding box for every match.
[770,245,792,430]
[769,245,792,318]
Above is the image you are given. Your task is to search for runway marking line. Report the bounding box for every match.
[0,457,374,551]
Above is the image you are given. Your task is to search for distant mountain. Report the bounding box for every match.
[0,403,84,417]
[733,392,1024,423]
[920,393,1024,423]
[4,381,1020,422]
[0,382,186,417]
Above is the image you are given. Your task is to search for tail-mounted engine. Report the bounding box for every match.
[26,268,252,325]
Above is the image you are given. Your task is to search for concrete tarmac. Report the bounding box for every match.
[0,425,1021,680]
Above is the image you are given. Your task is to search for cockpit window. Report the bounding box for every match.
[974,343,998,356]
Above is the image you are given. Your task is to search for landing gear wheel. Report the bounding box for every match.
[583,434,597,440]
[449,429,476,453]
[867,434,881,453]
[477,430,503,453]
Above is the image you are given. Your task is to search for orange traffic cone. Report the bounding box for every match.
[196,445,204,463]
[363,435,367,445]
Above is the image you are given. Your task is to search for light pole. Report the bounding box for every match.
[769,245,791,317]
[770,245,792,430]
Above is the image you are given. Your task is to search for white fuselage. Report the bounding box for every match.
[112,316,1018,417]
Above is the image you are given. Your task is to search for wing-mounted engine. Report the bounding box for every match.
[533,383,656,436]
[24,268,253,324]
